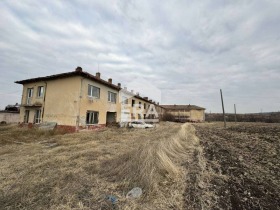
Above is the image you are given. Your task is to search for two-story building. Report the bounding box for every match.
[15,67,163,131]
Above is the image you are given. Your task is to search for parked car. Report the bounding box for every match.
[128,121,154,128]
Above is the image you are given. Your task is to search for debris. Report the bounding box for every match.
[38,122,57,130]
[126,187,142,199]
[106,195,117,204]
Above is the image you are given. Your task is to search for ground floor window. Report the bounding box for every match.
[35,109,41,124]
[86,111,99,124]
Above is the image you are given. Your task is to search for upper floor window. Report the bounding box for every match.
[37,86,44,98]
[27,88,33,105]
[144,103,146,109]
[27,88,33,98]
[108,91,116,103]
[122,96,128,104]
[88,85,100,98]
[139,102,142,108]
[132,99,135,107]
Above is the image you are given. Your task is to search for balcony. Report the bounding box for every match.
[22,98,43,107]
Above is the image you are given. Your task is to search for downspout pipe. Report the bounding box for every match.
[76,77,85,132]
[41,81,47,123]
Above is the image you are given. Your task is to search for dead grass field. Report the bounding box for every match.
[1,122,279,210]
[0,122,202,210]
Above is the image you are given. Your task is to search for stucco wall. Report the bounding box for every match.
[0,112,20,123]
[167,109,205,121]
[43,77,81,126]
[79,78,120,125]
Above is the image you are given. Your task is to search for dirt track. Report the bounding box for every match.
[194,123,280,210]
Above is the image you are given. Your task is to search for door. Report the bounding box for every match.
[24,110,30,123]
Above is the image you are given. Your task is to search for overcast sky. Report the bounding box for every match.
[1,0,280,113]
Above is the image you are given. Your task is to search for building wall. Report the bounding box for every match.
[18,75,164,126]
[167,109,205,121]
[79,78,120,126]
[0,112,20,123]
[43,76,81,126]
[19,81,46,123]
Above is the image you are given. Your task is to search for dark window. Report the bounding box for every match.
[144,103,146,109]
[108,91,116,103]
[139,102,141,108]
[86,111,99,124]
[88,85,100,98]
[132,99,135,107]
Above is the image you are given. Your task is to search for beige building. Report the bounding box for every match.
[15,67,163,131]
[161,105,205,122]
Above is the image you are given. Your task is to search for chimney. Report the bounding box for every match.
[117,83,121,88]
[136,92,139,96]
[96,72,101,78]
[75,66,83,72]
[144,97,148,100]
[149,100,152,102]
[108,78,112,84]
[157,102,159,105]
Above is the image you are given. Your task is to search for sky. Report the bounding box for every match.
[1,0,280,113]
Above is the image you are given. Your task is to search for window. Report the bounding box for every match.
[24,110,30,123]
[37,86,44,97]
[108,91,116,103]
[122,96,128,104]
[88,85,100,98]
[144,103,146,109]
[132,99,135,107]
[139,102,142,108]
[138,114,142,119]
[131,113,135,120]
[86,111,99,124]
[27,88,33,104]
[35,109,41,124]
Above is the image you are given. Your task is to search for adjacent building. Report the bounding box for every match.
[161,104,205,122]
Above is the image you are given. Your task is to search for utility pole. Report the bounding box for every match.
[220,89,226,128]
[234,104,237,123]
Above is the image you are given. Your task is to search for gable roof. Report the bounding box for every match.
[161,104,205,111]
[15,70,121,91]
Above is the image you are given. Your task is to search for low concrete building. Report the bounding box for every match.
[0,111,20,124]
[161,104,205,122]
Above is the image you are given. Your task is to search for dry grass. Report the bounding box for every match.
[0,122,203,210]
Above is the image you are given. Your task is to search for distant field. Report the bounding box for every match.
[194,122,280,210]
[0,122,279,210]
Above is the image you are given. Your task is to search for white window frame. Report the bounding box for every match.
[86,111,99,125]
[88,85,100,98]
[108,91,117,103]
[35,109,41,124]
[27,88,33,104]
[37,86,44,98]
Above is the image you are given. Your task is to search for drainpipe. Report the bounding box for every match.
[41,81,47,123]
[76,77,85,131]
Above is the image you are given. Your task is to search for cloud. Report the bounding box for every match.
[0,0,280,113]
